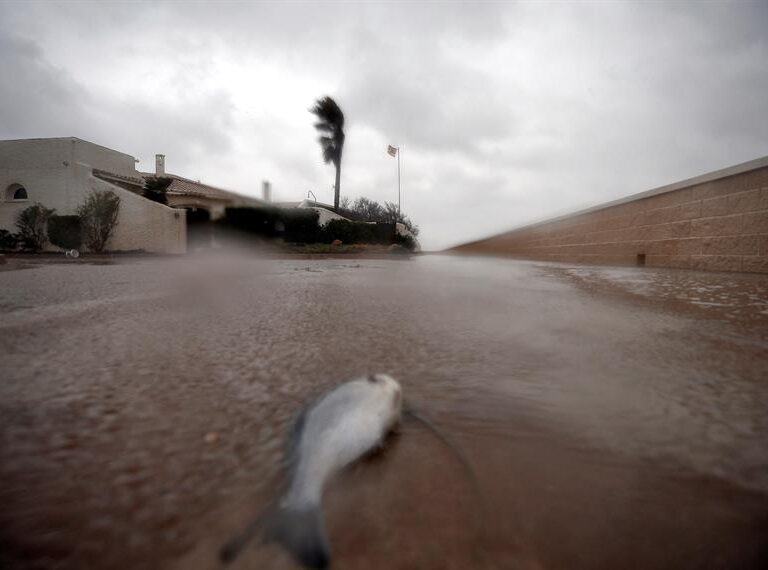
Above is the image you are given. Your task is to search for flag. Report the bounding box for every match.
[387,145,398,157]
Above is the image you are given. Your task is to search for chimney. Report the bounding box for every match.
[262,180,271,202]
[155,154,165,176]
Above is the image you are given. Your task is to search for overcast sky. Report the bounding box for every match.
[1,1,766,250]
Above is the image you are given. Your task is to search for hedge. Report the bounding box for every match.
[321,219,384,244]
[48,215,83,250]
[221,207,322,243]
[220,207,415,249]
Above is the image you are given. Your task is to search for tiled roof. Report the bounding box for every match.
[92,168,145,186]
[166,176,234,201]
[140,172,266,206]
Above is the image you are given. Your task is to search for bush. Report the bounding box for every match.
[321,219,382,245]
[0,229,20,252]
[281,209,322,243]
[222,207,281,238]
[220,206,413,247]
[338,196,420,237]
[48,215,83,250]
[143,176,172,205]
[78,190,120,253]
[221,207,322,243]
[15,202,55,252]
[395,233,417,251]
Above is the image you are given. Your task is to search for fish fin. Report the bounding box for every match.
[265,504,330,570]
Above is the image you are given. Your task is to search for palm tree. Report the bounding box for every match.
[310,96,345,211]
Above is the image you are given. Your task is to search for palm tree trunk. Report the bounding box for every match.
[334,154,342,212]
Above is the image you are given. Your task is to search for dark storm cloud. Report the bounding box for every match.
[0,34,92,136]
[0,1,766,249]
[0,5,237,165]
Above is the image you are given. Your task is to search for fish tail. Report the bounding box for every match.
[265,503,330,569]
[219,501,329,568]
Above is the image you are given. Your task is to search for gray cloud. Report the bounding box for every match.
[0,34,92,136]
[1,1,766,250]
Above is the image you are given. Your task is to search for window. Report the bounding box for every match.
[5,184,28,202]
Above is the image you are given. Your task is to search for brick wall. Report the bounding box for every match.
[451,160,768,274]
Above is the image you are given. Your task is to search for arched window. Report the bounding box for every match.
[5,184,28,201]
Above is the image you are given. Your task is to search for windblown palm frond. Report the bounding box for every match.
[310,96,346,210]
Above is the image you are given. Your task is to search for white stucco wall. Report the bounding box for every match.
[0,138,186,254]
[85,167,186,254]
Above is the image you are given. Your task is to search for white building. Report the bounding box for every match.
[0,137,186,253]
[0,137,267,254]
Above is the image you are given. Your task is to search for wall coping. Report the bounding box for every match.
[459,154,768,246]
[0,136,137,163]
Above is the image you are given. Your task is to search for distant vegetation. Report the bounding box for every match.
[307,95,418,244]
[310,96,345,211]
[339,196,419,236]
[220,205,417,250]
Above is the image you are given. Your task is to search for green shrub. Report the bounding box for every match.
[321,219,381,244]
[0,229,20,251]
[48,215,83,250]
[220,207,412,247]
[395,233,417,251]
[222,207,280,238]
[281,209,322,242]
[15,202,55,252]
[221,207,322,243]
[78,190,120,253]
[339,196,420,236]
[143,176,172,205]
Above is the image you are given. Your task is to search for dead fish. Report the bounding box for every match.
[220,373,403,569]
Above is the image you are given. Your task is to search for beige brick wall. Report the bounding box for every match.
[452,163,768,274]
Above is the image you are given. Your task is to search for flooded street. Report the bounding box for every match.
[1,254,767,570]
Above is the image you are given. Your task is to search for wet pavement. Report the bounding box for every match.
[1,254,767,570]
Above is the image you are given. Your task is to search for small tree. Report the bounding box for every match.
[350,197,385,222]
[383,201,419,236]
[342,196,420,236]
[143,176,172,205]
[48,215,83,250]
[15,202,55,252]
[78,190,120,253]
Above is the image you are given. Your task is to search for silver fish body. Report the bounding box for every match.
[221,373,402,569]
[284,373,403,507]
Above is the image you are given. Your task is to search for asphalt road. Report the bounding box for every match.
[1,254,767,570]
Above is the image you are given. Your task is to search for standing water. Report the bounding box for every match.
[1,254,766,569]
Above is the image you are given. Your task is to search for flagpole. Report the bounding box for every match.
[397,145,401,218]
